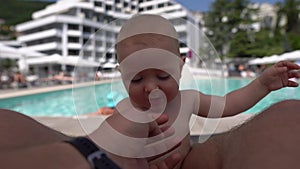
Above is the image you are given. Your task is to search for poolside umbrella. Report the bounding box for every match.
[249,55,283,65]
[262,55,283,64]
[0,43,46,73]
[280,50,300,61]
[248,58,263,65]
[0,44,45,59]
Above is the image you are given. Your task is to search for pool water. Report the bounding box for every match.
[0,78,299,116]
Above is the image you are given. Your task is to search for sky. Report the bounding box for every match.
[41,0,283,12]
[175,0,283,12]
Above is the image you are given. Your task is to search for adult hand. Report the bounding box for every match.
[90,113,182,169]
[258,61,300,91]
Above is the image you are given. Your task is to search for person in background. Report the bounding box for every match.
[12,70,27,89]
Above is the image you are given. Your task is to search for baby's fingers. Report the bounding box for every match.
[277,61,300,69]
[287,80,299,87]
[289,70,300,78]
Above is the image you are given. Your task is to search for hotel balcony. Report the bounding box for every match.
[18,29,61,43]
[26,42,61,52]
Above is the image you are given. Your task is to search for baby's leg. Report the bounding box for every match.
[0,109,69,151]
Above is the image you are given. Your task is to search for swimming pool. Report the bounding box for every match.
[0,78,299,116]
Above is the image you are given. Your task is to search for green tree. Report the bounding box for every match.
[0,0,51,39]
[228,29,284,58]
[275,0,300,51]
[204,0,256,59]
[0,59,16,70]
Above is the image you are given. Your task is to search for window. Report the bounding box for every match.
[83,26,92,33]
[124,2,129,7]
[146,6,153,10]
[105,5,112,11]
[68,24,79,30]
[94,1,102,7]
[68,36,80,43]
[68,50,80,55]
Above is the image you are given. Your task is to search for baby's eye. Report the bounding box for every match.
[131,76,142,83]
[157,73,170,80]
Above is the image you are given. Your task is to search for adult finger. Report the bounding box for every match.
[148,114,170,137]
[145,136,182,161]
[163,153,182,169]
[152,113,169,125]
[149,153,182,169]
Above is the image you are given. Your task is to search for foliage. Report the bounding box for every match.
[205,0,300,59]
[227,29,284,58]
[275,0,300,51]
[0,0,51,39]
[287,32,300,50]
[277,0,300,33]
[0,59,16,70]
[0,0,50,25]
[204,0,257,58]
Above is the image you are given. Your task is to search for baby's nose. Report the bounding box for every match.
[144,82,158,93]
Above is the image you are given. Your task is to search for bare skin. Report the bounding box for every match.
[182,100,300,169]
[0,109,181,169]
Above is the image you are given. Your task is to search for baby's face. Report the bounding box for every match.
[128,68,179,110]
[117,34,183,110]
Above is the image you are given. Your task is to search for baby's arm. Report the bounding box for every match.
[197,61,300,117]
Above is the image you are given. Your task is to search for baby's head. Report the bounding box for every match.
[116,14,185,110]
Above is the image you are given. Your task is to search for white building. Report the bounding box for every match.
[16,0,203,76]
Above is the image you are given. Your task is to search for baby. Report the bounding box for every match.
[93,14,300,169]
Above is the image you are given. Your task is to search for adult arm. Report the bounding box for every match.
[89,112,182,169]
[0,109,181,169]
[0,142,91,169]
[0,141,181,169]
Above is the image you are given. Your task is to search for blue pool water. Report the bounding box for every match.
[0,78,299,116]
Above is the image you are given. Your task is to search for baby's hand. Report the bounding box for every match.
[258,61,300,91]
